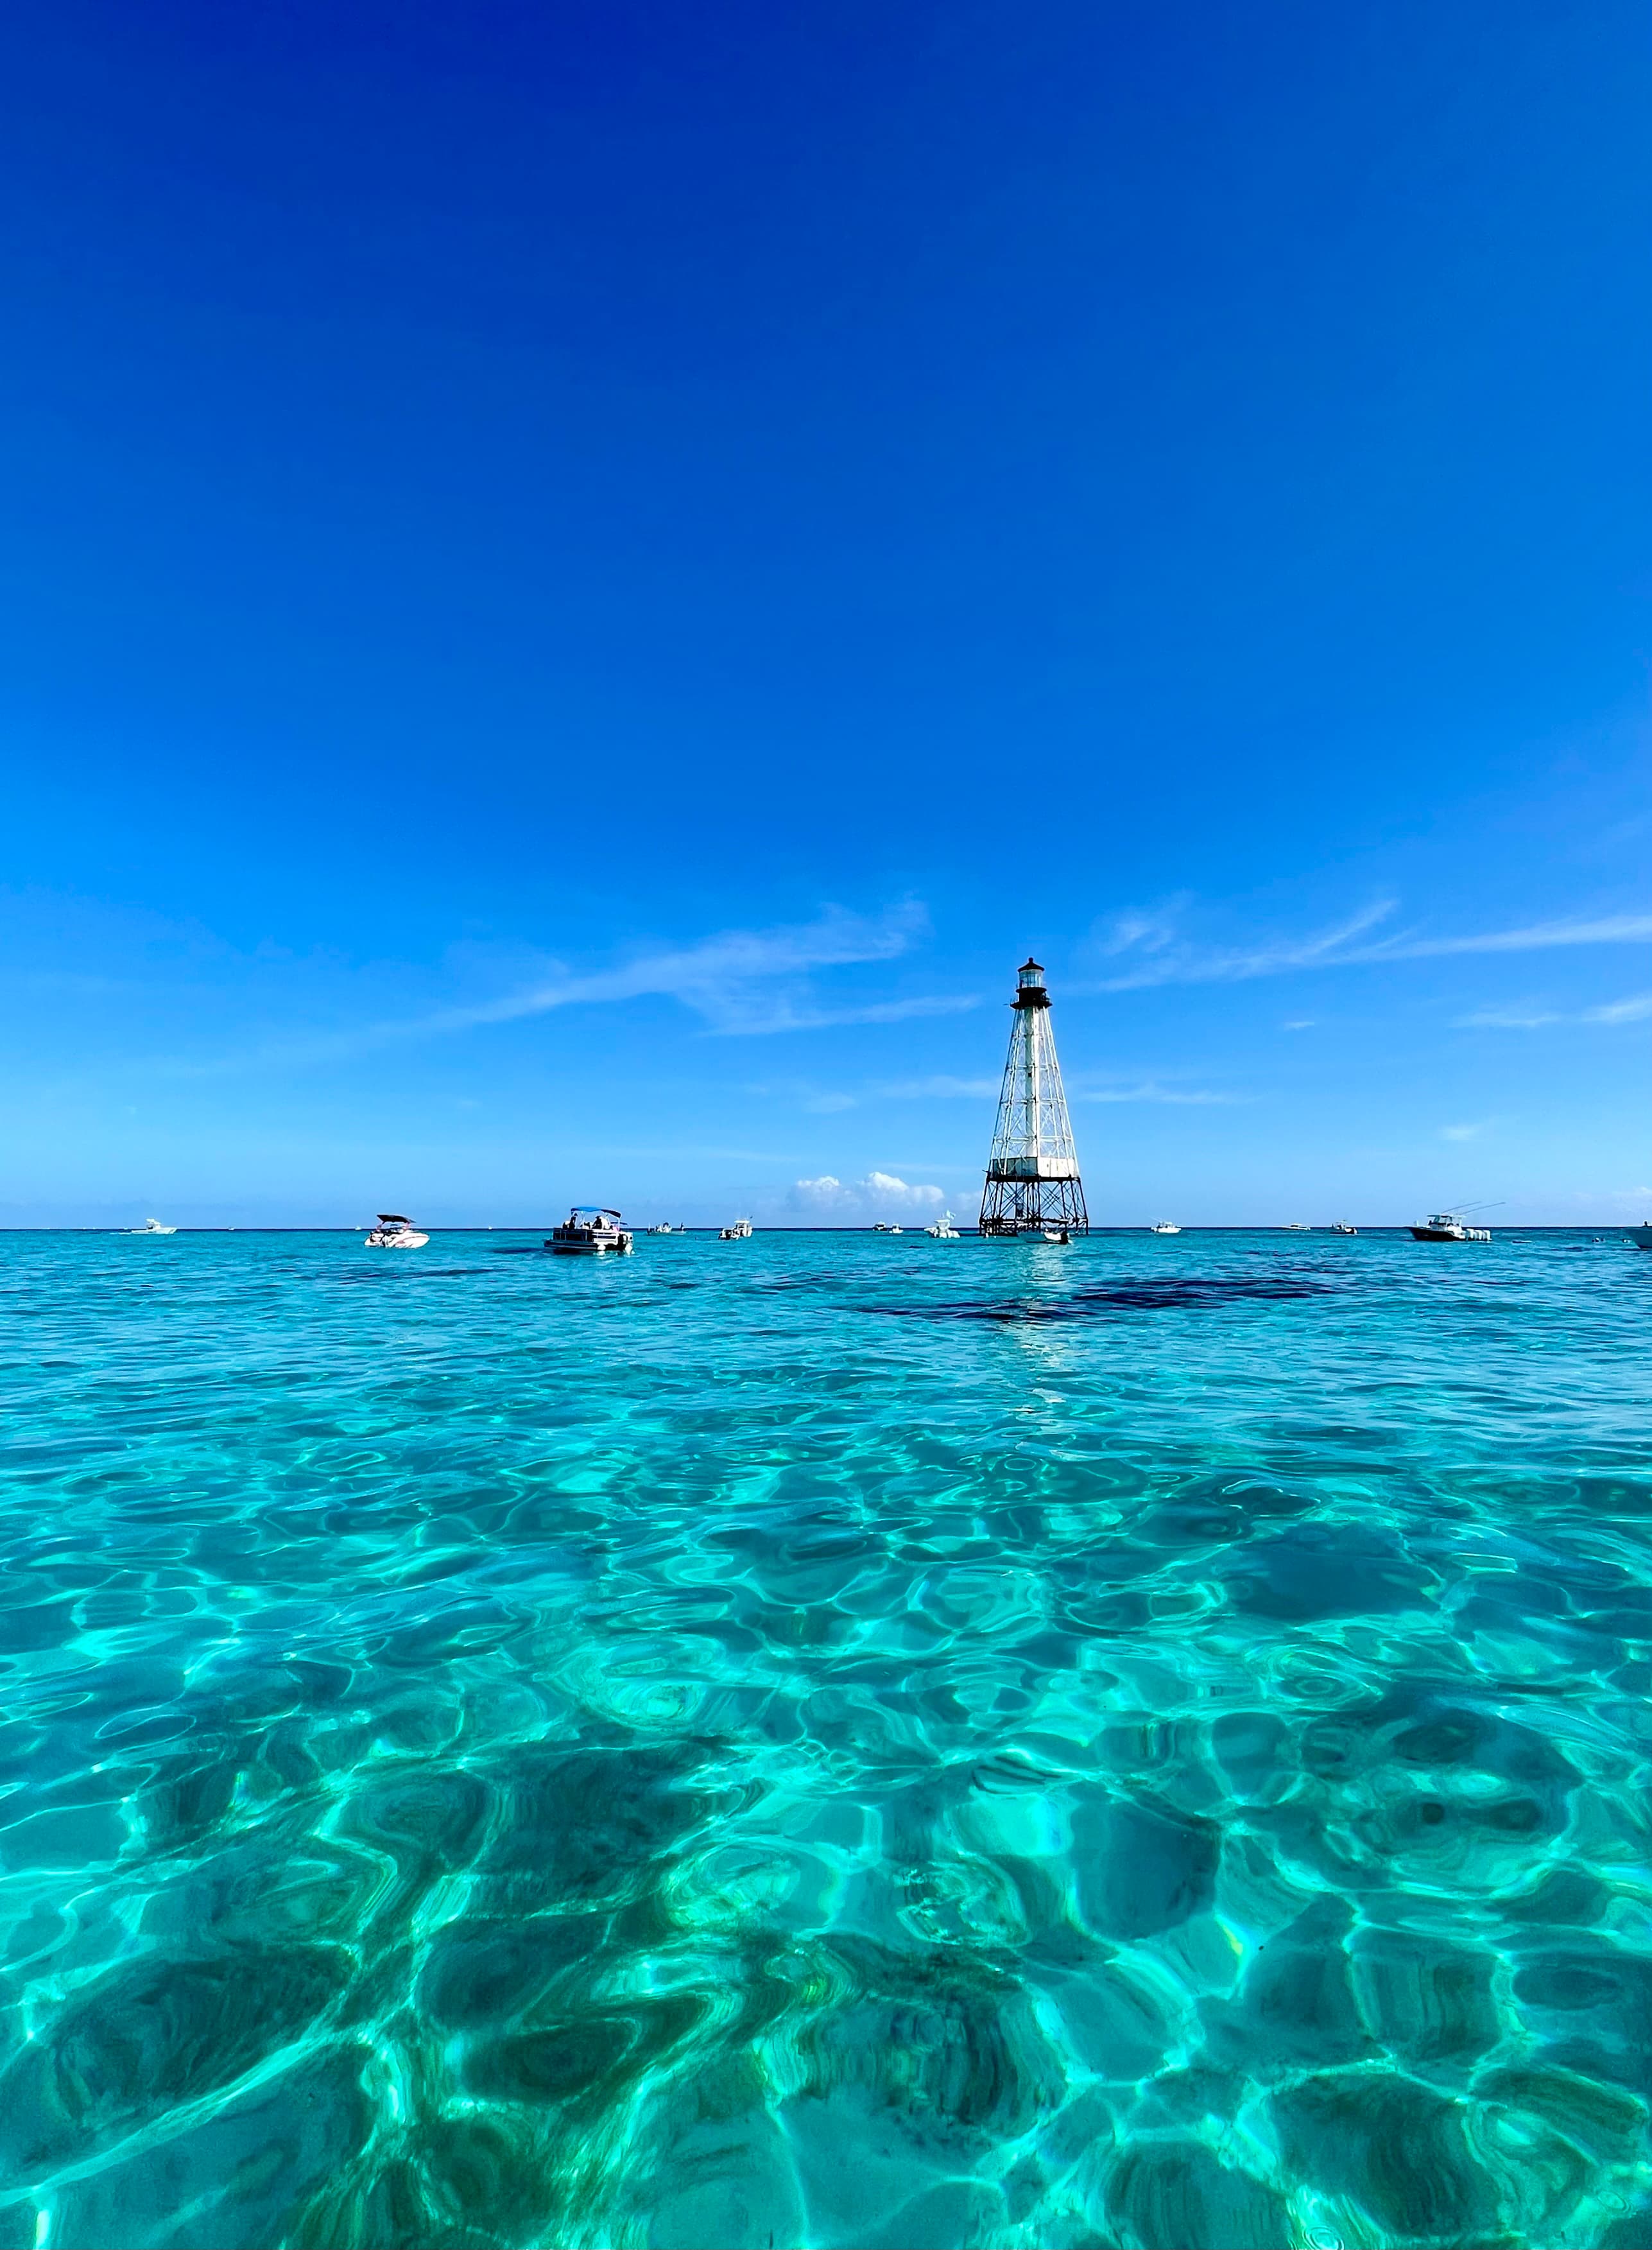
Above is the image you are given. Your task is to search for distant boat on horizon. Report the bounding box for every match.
[1148,1221,1181,1235]
[1411,1211,1491,1242]
[548,1207,633,1256]
[365,1213,429,1248]
[720,1217,753,1240]
[926,1210,961,1238]
[123,1217,176,1235]
[1332,1222,1358,1235]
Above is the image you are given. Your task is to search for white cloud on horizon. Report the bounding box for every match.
[789,1170,946,1216]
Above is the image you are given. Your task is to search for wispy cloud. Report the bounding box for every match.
[1454,1007,1560,1030]
[1440,1122,1486,1142]
[148,904,971,1077]
[1076,1082,1251,1105]
[766,1070,1247,1111]
[1455,990,1652,1030]
[1090,901,1652,993]
[1088,902,1398,991]
[877,1075,1000,1100]
[1371,913,1652,963]
[1585,992,1652,1025]
[417,903,943,1037]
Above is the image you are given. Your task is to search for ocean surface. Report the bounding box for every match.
[1,1226,1651,2250]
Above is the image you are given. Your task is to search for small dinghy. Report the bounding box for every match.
[549,1207,633,1255]
[365,1213,429,1248]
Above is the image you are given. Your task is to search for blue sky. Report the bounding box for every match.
[3,0,1650,1225]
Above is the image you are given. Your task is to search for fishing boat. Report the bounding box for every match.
[925,1211,961,1238]
[365,1213,429,1248]
[1332,1222,1357,1235]
[1148,1221,1181,1235]
[548,1207,633,1255]
[1410,1212,1490,1242]
[123,1217,177,1236]
[719,1218,753,1240]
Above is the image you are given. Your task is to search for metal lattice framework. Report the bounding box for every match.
[979,958,1089,1236]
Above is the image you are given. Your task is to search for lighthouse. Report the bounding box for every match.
[978,958,1089,1237]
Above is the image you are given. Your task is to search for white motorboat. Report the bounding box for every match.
[124,1217,177,1235]
[1042,1226,1071,1245]
[1283,1222,1311,1232]
[1333,1222,1358,1235]
[548,1206,633,1255]
[1630,1223,1651,1251]
[365,1213,429,1248]
[925,1211,961,1238]
[1148,1221,1181,1235]
[719,1218,753,1240]
[1410,1212,1490,1242]
[646,1222,684,1235]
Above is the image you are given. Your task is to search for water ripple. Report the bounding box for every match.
[0,1228,1649,2246]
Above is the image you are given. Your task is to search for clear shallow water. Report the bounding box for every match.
[1,1227,1651,2250]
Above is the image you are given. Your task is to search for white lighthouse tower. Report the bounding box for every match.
[979,958,1088,1236]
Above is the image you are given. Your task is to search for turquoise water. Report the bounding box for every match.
[1,1227,1651,2249]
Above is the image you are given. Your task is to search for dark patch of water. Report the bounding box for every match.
[870,1274,1338,1322]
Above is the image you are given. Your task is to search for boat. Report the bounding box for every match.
[646,1222,684,1235]
[719,1218,753,1240]
[123,1217,177,1235]
[548,1207,633,1255]
[1410,1212,1491,1242]
[872,1221,904,1234]
[365,1213,429,1248]
[925,1211,961,1238]
[1332,1222,1357,1235]
[1631,1224,1652,1252]
[1283,1222,1311,1232]
[1042,1226,1071,1244]
[1148,1221,1181,1235]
